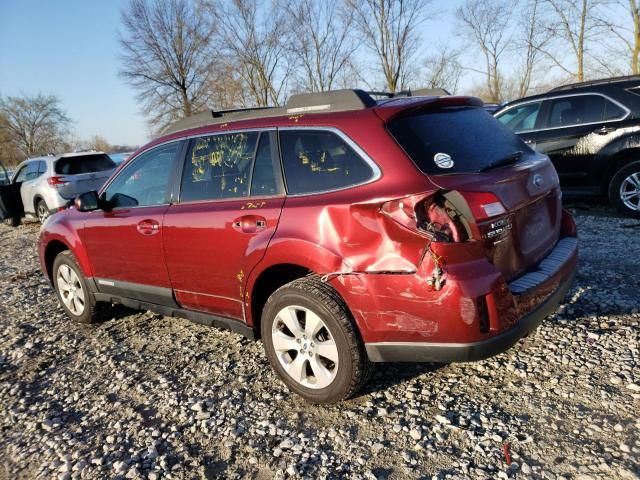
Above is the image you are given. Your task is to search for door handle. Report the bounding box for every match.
[595,126,615,135]
[137,219,160,236]
[232,215,267,233]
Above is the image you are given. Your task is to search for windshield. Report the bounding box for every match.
[387,107,531,174]
[54,154,117,175]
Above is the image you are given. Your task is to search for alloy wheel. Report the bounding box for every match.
[271,305,339,389]
[620,172,640,211]
[57,264,85,316]
[37,203,49,223]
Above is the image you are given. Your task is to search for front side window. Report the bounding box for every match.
[496,102,542,132]
[279,130,374,195]
[13,165,30,183]
[104,142,180,208]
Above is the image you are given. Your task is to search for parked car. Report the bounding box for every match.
[38,90,578,403]
[494,75,640,217]
[0,151,117,226]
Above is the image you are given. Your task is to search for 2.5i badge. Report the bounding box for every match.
[434,152,454,169]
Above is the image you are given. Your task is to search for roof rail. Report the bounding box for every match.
[549,75,640,92]
[162,86,451,135]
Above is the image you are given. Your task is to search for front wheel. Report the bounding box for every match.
[52,251,101,323]
[3,216,20,227]
[261,276,371,403]
[609,161,640,218]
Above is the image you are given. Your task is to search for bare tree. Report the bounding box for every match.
[0,94,72,157]
[288,0,356,92]
[347,0,430,92]
[87,135,112,152]
[421,47,463,92]
[209,0,293,107]
[538,0,602,81]
[597,0,640,74]
[457,0,513,103]
[119,0,215,131]
[515,0,551,97]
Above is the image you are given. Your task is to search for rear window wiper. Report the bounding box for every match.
[480,151,523,172]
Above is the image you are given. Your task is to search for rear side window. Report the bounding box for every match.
[55,154,116,175]
[250,133,281,196]
[604,100,627,120]
[279,130,374,194]
[388,107,529,175]
[181,132,259,202]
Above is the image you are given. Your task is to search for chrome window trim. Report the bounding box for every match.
[277,126,382,197]
[496,92,631,134]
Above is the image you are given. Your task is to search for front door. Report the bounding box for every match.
[163,131,285,320]
[82,141,183,305]
[0,162,23,220]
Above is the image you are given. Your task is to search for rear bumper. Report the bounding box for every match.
[365,267,575,363]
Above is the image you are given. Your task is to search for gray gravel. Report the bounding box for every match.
[0,207,639,480]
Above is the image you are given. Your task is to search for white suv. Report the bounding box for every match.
[3,152,117,225]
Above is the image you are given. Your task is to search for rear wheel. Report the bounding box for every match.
[261,276,371,403]
[36,199,50,224]
[609,161,640,218]
[52,251,101,323]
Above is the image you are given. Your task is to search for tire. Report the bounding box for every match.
[261,275,372,403]
[52,251,101,324]
[36,199,50,224]
[609,161,640,218]
[3,216,20,227]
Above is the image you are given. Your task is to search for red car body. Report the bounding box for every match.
[38,93,577,364]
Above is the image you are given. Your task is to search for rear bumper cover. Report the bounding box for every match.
[365,239,577,363]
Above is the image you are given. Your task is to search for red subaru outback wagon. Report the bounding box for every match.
[38,90,578,403]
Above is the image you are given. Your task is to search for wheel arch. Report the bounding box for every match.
[600,147,640,196]
[249,263,312,339]
[33,194,45,214]
[44,239,71,282]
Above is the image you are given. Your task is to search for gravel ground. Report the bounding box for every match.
[0,206,638,480]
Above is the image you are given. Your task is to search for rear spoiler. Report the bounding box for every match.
[375,96,485,122]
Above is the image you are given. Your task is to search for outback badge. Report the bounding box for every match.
[434,152,454,169]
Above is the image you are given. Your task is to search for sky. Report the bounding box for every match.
[0,0,147,146]
[0,0,466,149]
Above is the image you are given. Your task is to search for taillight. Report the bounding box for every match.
[459,191,506,220]
[48,176,69,188]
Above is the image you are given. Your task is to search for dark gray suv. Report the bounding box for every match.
[495,75,640,217]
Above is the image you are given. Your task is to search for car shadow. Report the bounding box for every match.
[356,362,446,398]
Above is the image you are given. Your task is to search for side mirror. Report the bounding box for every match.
[74,191,100,212]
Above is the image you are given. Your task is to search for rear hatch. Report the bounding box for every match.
[52,154,117,199]
[386,104,562,281]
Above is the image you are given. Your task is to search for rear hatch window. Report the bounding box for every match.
[387,107,531,174]
[54,154,116,175]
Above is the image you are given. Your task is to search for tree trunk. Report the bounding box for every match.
[632,0,640,74]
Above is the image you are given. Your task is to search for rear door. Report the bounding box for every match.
[54,154,117,199]
[163,130,285,320]
[82,142,183,304]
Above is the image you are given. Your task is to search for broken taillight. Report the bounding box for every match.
[458,191,506,220]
